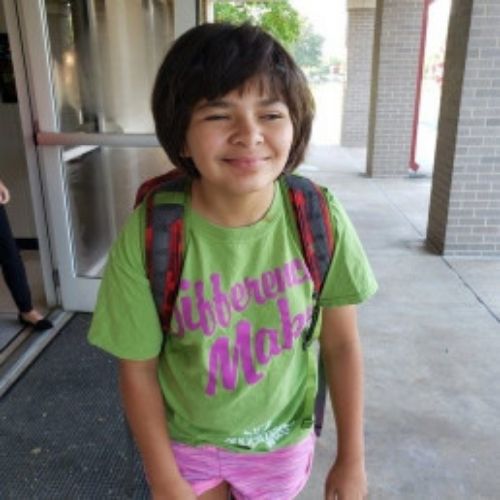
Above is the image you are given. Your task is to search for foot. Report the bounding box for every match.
[19,309,53,331]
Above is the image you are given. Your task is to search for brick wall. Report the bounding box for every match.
[366,0,424,177]
[341,8,375,147]
[427,0,500,256]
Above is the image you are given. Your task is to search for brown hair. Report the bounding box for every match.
[152,22,315,177]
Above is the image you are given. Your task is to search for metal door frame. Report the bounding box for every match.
[3,0,197,311]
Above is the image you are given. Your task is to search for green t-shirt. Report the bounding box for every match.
[88,178,377,452]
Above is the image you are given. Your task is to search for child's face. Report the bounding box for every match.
[183,79,294,197]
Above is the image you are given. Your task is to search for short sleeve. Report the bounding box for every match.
[319,189,378,307]
[87,204,163,359]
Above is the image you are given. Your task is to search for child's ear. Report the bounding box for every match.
[180,144,191,158]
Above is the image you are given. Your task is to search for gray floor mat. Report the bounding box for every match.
[0,314,148,499]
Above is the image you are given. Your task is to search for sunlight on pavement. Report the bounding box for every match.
[309,80,344,146]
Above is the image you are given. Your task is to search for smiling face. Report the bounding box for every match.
[183,80,294,199]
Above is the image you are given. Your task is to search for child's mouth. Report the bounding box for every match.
[224,157,268,169]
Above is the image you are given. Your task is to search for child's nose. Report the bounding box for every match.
[230,117,264,146]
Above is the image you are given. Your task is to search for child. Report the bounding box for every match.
[88,23,377,500]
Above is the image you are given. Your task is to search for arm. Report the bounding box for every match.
[119,358,196,500]
[0,180,10,204]
[319,305,367,500]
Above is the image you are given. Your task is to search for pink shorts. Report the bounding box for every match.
[171,433,315,499]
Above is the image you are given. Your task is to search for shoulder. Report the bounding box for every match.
[105,203,150,275]
[318,187,352,230]
[135,169,190,207]
[280,173,351,232]
[316,187,378,306]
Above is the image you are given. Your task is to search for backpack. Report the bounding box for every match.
[135,169,335,436]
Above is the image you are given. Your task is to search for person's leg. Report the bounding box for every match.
[0,205,33,313]
[171,442,227,498]
[198,481,230,500]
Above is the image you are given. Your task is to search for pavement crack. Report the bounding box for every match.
[441,257,500,325]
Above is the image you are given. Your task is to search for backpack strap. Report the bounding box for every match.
[281,173,335,328]
[281,173,336,437]
[135,168,186,208]
[138,170,188,333]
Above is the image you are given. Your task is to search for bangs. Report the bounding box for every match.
[181,26,293,106]
[231,74,287,102]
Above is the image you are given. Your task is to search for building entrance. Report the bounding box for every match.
[4,0,198,311]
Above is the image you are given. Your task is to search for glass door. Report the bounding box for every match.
[13,0,198,311]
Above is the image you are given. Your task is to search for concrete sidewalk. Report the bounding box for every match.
[298,146,500,499]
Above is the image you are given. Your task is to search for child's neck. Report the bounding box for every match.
[191,180,275,228]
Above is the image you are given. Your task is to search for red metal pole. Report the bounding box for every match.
[409,0,433,172]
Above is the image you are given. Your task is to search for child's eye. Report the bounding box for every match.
[204,114,229,121]
[262,113,283,121]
